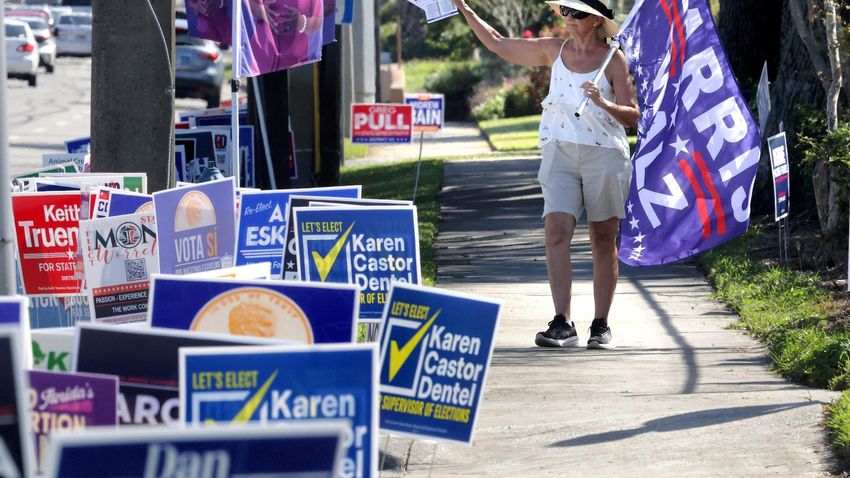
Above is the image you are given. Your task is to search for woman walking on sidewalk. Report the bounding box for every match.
[452,0,639,348]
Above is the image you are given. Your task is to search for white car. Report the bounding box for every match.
[54,12,91,56]
[4,19,38,87]
[16,16,56,73]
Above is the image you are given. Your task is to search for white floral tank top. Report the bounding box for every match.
[538,40,629,156]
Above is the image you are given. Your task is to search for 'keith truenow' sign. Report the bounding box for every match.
[235,186,361,278]
[148,276,359,344]
[351,103,413,144]
[180,344,378,478]
[404,93,445,133]
[12,191,92,296]
[293,206,421,322]
[153,177,236,275]
[378,284,501,444]
[46,423,347,478]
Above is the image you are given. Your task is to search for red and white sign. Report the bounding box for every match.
[351,103,414,144]
[12,192,93,296]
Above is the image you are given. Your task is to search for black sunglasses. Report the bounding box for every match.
[560,6,591,19]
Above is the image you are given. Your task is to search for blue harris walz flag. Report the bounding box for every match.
[180,344,378,477]
[293,206,421,322]
[235,186,360,278]
[153,177,236,275]
[378,284,500,444]
[616,0,761,265]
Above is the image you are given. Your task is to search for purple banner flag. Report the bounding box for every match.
[186,0,324,77]
[617,0,761,265]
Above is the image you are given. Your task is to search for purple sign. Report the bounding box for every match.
[153,178,236,275]
[616,0,761,265]
[186,0,324,77]
[27,370,118,475]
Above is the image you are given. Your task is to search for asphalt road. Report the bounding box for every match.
[7,56,209,175]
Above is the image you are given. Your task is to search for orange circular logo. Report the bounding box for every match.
[191,287,313,343]
[175,191,216,232]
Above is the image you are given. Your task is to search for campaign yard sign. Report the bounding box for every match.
[0,327,35,478]
[12,191,89,296]
[79,213,159,324]
[12,163,79,181]
[767,132,790,222]
[186,262,272,280]
[64,137,90,154]
[149,276,358,344]
[236,186,361,278]
[31,328,75,372]
[46,423,347,478]
[294,206,421,321]
[377,284,501,444]
[283,196,412,280]
[180,343,378,478]
[28,370,118,475]
[404,93,445,133]
[0,296,31,366]
[351,103,413,144]
[42,153,88,172]
[153,177,236,275]
[73,324,281,427]
[38,172,147,194]
[92,188,152,219]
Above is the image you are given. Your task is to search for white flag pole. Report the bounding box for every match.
[0,0,16,294]
[575,0,644,118]
[230,0,242,186]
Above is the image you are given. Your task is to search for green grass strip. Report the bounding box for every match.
[478,115,540,152]
[697,227,850,467]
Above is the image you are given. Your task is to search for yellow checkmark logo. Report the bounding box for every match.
[202,370,279,426]
[388,309,441,382]
[311,222,355,282]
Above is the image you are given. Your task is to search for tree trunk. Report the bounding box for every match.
[717,0,782,97]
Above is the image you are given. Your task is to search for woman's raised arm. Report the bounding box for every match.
[453,0,558,67]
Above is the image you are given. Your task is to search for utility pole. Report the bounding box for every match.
[90,0,175,192]
[0,1,15,295]
[317,25,344,186]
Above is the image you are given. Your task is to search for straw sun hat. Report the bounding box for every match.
[545,0,619,37]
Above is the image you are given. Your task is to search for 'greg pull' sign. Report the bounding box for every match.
[351,104,413,144]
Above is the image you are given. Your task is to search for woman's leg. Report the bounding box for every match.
[544,212,577,317]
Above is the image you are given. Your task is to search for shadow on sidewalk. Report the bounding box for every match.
[548,402,818,447]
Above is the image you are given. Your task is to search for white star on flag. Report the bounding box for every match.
[669,135,689,156]
[633,244,647,254]
[629,217,640,230]
[632,232,645,243]
[626,201,634,214]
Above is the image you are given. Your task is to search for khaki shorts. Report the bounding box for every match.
[538,141,632,222]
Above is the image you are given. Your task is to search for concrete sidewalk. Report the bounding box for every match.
[382,157,840,477]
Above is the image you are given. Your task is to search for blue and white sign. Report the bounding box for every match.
[294,206,421,322]
[92,188,153,219]
[64,137,90,154]
[235,186,361,278]
[46,423,347,478]
[767,132,790,222]
[377,284,501,444]
[180,343,379,477]
[0,296,31,366]
[404,93,445,133]
[149,275,359,344]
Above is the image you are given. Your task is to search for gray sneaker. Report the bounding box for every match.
[587,318,615,349]
[535,315,578,347]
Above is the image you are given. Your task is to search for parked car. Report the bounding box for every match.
[175,18,224,108]
[54,11,91,56]
[16,16,56,73]
[4,19,38,87]
[5,5,54,27]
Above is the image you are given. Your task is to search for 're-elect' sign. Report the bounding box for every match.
[351,104,413,144]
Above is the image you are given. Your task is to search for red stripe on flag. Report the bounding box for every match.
[671,0,687,69]
[693,151,727,235]
[660,0,680,77]
[679,159,711,239]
